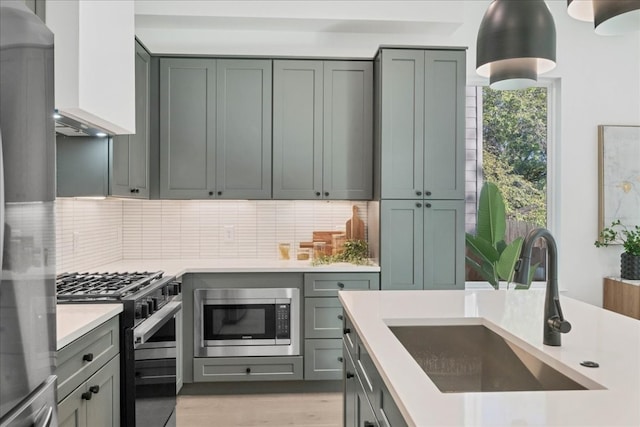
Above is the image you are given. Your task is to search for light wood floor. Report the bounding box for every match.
[176,392,343,427]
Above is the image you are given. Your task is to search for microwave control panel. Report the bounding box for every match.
[275,303,290,339]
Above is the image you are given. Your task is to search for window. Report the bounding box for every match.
[465,86,550,282]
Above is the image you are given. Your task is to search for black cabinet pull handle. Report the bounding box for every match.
[245,367,251,374]
[315,191,321,197]
[337,282,345,288]
[81,391,92,400]
[416,191,422,196]
[416,203,422,208]
[425,191,432,196]
[89,385,100,394]
[208,191,214,196]
[338,357,344,363]
[364,422,375,427]
[130,188,136,193]
[82,353,94,362]
[337,314,343,320]
[136,188,140,193]
[346,372,355,379]
[217,191,222,196]
[324,191,329,197]
[425,203,432,208]
[343,328,351,335]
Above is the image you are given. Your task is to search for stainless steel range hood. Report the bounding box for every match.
[54,111,111,137]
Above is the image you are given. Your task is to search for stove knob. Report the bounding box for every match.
[151,297,158,311]
[173,283,181,295]
[140,304,149,318]
[147,300,155,314]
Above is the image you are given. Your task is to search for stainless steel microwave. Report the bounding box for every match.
[193,288,300,357]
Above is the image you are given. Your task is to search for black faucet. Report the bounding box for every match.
[513,228,571,346]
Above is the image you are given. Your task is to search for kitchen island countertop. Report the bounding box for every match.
[339,289,640,427]
[56,304,123,350]
[86,258,380,278]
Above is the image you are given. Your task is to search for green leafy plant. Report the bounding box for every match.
[595,220,640,256]
[312,239,371,266]
[466,182,535,289]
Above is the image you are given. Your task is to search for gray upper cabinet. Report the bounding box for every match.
[111,42,151,198]
[273,60,323,200]
[379,49,465,200]
[160,57,216,199]
[380,199,465,290]
[273,60,373,200]
[215,59,272,199]
[160,58,272,199]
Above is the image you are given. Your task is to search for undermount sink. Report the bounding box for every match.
[389,324,590,393]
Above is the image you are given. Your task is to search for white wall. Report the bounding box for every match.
[133,1,640,306]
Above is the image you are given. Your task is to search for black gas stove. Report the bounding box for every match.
[56,271,181,327]
[56,271,181,427]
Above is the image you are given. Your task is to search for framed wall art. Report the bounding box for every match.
[598,125,640,235]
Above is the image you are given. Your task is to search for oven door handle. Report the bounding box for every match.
[134,301,182,347]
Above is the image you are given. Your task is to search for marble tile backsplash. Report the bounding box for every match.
[55,198,368,272]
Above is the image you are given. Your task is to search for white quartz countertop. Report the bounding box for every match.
[56,304,123,350]
[339,290,640,427]
[86,258,380,278]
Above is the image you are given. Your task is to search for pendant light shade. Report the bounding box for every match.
[476,0,556,90]
[567,0,594,21]
[567,0,640,35]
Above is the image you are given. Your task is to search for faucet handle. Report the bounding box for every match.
[549,297,572,333]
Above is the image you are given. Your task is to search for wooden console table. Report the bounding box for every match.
[603,277,640,320]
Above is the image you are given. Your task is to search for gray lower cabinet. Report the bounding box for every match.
[193,356,303,382]
[111,41,151,198]
[303,273,379,381]
[273,60,373,200]
[377,48,465,201]
[159,58,272,199]
[57,316,120,427]
[380,199,465,290]
[343,315,407,427]
[58,356,120,427]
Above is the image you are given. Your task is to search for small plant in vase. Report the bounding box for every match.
[595,220,640,280]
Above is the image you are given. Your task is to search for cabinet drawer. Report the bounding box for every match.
[193,356,303,382]
[304,273,379,297]
[304,298,344,339]
[304,339,343,380]
[57,316,119,401]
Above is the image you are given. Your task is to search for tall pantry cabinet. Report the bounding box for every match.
[374,48,466,290]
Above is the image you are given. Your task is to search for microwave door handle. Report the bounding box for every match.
[134,301,182,347]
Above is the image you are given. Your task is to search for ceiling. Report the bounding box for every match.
[133,1,468,57]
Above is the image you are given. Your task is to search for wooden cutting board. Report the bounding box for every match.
[346,205,365,241]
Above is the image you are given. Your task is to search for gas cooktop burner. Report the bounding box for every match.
[56,271,164,300]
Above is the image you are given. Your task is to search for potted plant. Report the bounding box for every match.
[466,182,536,289]
[595,220,640,280]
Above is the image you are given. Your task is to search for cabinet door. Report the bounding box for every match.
[304,339,343,380]
[160,58,216,199]
[323,61,373,200]
[423,50,465,200]
[86,356,120,427]
[423,200,465,290]
[272,60,323,199]
[111,42,150,198]
[344,343,357,427]
[380,200,424,290]
[215,59,272,199]
[58,386,87,427]
[304,298,343,339]
[356,377,379,427]
[379,50,424,200]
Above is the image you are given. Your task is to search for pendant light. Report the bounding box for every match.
[476,0,556,90]
[567,0,640,35]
